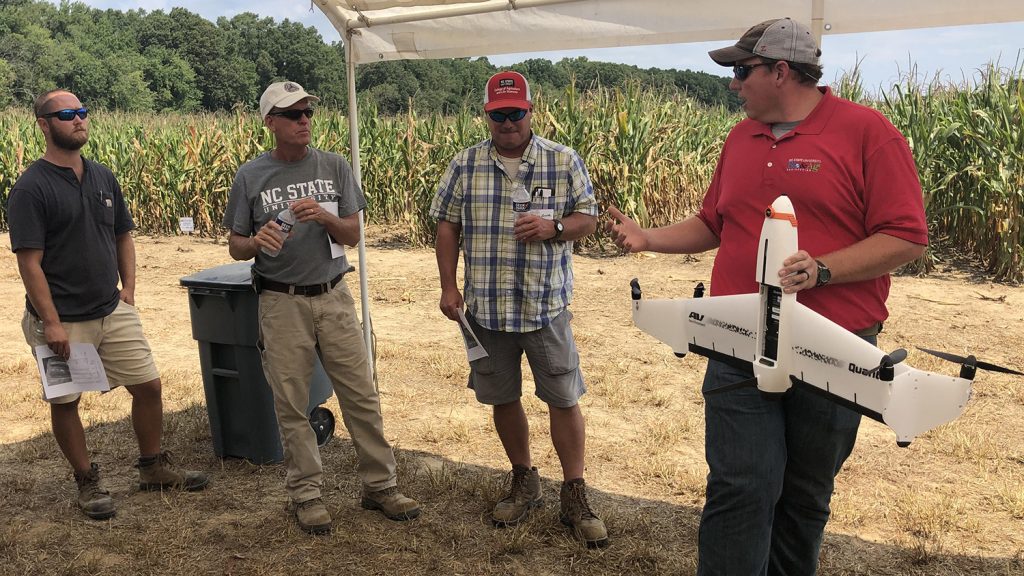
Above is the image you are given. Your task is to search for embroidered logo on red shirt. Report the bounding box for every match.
[787,158,821,172]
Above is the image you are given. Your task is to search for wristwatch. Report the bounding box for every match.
[814,259,832,287]
[552,219,564,240]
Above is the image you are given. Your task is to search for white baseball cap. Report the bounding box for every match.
[259,81,320,118]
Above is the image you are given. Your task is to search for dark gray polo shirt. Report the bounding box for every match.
[8,158,134,321]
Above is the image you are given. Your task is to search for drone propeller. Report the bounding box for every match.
[917,347,1024,375]
[868,349,908,381]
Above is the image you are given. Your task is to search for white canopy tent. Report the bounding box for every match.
[308,0,1024,375]
[315,0,1024,64]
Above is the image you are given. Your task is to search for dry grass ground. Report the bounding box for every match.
[0,230,1022,576]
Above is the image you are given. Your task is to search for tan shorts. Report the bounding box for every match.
[22,300,160,404]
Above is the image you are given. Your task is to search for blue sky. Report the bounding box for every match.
[66,1,1023,90]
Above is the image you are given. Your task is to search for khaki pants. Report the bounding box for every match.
[258,281,396,503]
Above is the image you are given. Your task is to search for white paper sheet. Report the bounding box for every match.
[322,201,346,259]
[457,309,489,363]
[35,343,110,399]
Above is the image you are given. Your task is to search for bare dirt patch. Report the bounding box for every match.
[0,231,1022,575]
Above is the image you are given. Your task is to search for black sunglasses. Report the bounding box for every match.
[39,107,89,121]
[269,108,315,120]
[487,109,528,123]
[733,62,774,81]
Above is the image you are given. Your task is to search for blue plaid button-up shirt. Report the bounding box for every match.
[430,134,597,333]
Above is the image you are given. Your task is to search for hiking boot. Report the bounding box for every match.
[74,463,116,520]
[136,451,210,492]
[361,486,421,521]
[492,464,542,527]
[560,478,608,548]
[292,497,332,534]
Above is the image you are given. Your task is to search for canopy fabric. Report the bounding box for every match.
[313,0,1024,64]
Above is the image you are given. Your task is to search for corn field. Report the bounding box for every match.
[1,64,1022,280]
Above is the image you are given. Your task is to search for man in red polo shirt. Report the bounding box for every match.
[607,18,927,576]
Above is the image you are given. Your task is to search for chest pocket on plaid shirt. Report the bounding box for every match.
[529,185,564,218]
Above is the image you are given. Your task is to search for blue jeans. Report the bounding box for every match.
[696,338,873,576]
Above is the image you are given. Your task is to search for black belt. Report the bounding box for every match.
[257,273,343,296]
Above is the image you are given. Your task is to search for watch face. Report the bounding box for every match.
[817,262,831,285]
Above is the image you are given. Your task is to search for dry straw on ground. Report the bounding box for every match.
[0,231,1022,575]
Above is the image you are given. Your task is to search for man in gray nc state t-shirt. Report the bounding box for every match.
[225,80,420,536]
[224,146,364,285]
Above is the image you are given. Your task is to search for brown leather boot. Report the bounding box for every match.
[292,497,332,534]
[492,464,542,527]
[74,463,116,520]
[361,486,421,521]
[137,451,209,492]
[560,478,608,548]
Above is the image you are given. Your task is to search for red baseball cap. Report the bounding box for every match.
[484,71,532,112]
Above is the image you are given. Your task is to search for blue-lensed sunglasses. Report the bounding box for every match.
[487,109,528,123]
[39,107,89,121]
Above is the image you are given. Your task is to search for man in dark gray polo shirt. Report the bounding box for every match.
[8,89,209,520]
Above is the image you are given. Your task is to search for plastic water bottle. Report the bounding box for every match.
[512,183,531,220]
[261,207,295,257]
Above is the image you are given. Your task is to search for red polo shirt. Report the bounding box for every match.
[697,87,928,332]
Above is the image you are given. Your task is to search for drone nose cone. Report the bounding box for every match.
[764,195,798,227]
[769,195,794,216]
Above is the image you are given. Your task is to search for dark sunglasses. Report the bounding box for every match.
[733,62,774,81]
[269,108,315,120]
[487,109,528,123]
[39,107,89,121]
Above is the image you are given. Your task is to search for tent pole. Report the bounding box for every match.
[345,35,375,381]
[811,0,825,44]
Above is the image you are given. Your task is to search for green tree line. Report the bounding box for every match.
[0,0,738,114]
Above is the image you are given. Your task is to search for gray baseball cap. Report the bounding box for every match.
[709,18,821,67]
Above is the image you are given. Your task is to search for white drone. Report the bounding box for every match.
[630,195,1020,446]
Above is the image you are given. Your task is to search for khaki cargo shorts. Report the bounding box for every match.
[22,300,160,404]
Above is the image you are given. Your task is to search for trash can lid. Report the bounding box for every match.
[180,261,254,290]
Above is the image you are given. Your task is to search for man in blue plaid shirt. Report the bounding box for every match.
[431,71,606,548]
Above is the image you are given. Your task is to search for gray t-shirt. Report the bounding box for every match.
[224,147,366,285]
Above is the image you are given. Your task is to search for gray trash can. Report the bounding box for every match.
[180,261,335,464]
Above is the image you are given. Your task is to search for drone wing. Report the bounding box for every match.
[787,302,971,445]
[633,292,759,372]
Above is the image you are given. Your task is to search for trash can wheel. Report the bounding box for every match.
[309,406,335,447]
